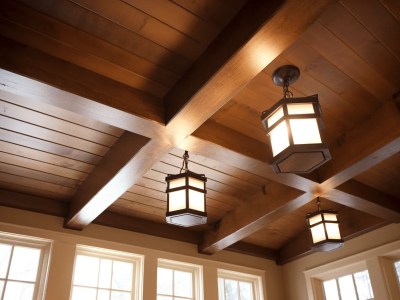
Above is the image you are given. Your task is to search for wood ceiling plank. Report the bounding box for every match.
[199,184,313,254]
[0,129,102,165]
[318,100,400,190]
[16,0,190,72]
[320,3,400,87]
[278,206,387,264]
[165,0,337,129]
[0,188,68,217]
[0,182,71,201]
[0,141,94,173]
[323,180,400,222]
[0,100,118,146]
[381,0,400,22]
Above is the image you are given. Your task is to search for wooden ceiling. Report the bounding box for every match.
[0,0,399,264]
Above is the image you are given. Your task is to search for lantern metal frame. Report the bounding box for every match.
[306,198,343,252]
[165,151,207,227]
[260,65,331,174]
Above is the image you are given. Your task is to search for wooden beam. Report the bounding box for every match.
[225,242,277,261]
[318,100,400,190]
[323,180,400,222]
[199,183,313,254]
[0,189,68,217]
[64,134,172,229]
[165,0,338,133]
[277,206,388,264]
[94,211,201,244]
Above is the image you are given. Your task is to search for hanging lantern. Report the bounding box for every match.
[306,198,343,252]
[261,65,331,173]
[165,151,207,227]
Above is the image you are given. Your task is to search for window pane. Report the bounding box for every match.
[97,289,110,300]
[0,244,12,278]
[111,291,131,300]
[338,275,357,300]
[157,267,173,295]
[239,281,253,300]
[157,296,173,300]
[8,246,41,281]
[225,279,239,300]
[71,286,97,300]
[174,270,192,298]
[323,279,339,300]
[99,259,112,289]
[354,271,374,300]
[112,261,132,291]
[394,261,400,285]
[4,281,35,300]
[73,255,99,287]
[0,280,4,296]
[218,278,225,300]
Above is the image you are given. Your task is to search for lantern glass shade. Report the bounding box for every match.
[306,210,343,252]
[166,171,207,227]
[261,95,331,173]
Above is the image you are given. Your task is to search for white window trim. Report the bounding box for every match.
[217,268,264,300]
[71,245,144,300]
[0,231,52,300]
[304,240,400,300]
[157,258,204,300]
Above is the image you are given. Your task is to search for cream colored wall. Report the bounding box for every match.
[0,207,285,300]
[282,223,400,300]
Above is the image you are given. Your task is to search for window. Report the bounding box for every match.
[70,245,143,300]
[218,269,264,300]
[157,259,203,300]
[0,232,51,300]
[322,270,374,300]
[394,261,400,285]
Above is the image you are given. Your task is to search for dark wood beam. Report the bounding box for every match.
[318,100,400,190]
[65,133,166,229]
[277,206,389,265]
[225,242,277,261]
[199,184,313,254]
[323,180,400,222]
[0,189,68,217]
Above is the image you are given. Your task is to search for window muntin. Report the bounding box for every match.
[157,259,203,300]
[217,269,263,300]
[322,270,374,300]
[70,245,143,300]
[0,232,51,300]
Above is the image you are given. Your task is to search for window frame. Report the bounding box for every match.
[0,231,52,300]
[70,244,144,300]
[157,258,203,300]
[217,268,264,300]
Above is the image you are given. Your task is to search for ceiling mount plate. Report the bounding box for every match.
[272,65,300,86]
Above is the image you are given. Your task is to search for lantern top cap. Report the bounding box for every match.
[272,65,300,86]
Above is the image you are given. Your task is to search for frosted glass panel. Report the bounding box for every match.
[112,261,132,291]
[308,214,322,226]
[71,286,97,300]
[269,121,289,156]
[326,223,341,239]
[0,244,12,278]
[189,177,204,189]
[188,190,205,211]
[157,267,173,295]
[174,270,192,298]
[323,213,337,221]
[338,275,357,300]
[311,223,326,243]
[169,177,185,189]
[289,119,321,145]
[4,281,35,300]
[287,103,315,114]
[8,246,41,282]
[323,279,339,300]
[169,190,186,211]
[267,107,284,127]
[73,255,99,287]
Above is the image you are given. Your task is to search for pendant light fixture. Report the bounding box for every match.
[260,65,331,173]
[306,198,343,252]
[165,151,207,227]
